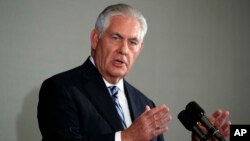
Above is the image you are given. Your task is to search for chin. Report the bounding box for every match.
[111,70,127,78]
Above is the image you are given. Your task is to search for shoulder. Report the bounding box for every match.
[42,65,83,87]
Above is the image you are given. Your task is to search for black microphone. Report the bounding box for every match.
[185,101,226,141]
[178,110,210,141]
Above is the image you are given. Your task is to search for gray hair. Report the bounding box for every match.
[95,3,148,41]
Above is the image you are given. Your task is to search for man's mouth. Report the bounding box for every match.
[113,59,126,66]
[116,59,124,63]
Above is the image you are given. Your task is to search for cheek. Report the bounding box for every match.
[97,47,113,65]
[132,51,140,61]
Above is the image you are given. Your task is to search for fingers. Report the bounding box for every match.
[141,104,171,124]
[143,104,169,118]
[208,109,231,140]
[212,109,223,118]
[151,114,172,130]
[147,105,172,135]
[213,110,230,128]
[220,120,231,137]
[208,109,222,123]
[221,120,231,131]
[147,105,171,138]
[123,104,171,141]
[145,105,171,125]
[153,126,168,137]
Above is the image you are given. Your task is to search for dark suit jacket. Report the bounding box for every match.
[37,58,164,141]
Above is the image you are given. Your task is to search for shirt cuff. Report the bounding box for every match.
[115,131,122,141]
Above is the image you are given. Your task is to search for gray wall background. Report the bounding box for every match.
[0,0,249,140]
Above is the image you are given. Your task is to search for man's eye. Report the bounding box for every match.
[112,35,120,40]
[130,41,138,46]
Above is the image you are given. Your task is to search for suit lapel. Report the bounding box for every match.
[84,81,124,131]
[80,58,124,131]
[124,80,144,121]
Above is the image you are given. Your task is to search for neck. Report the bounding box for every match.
[103,76,122,85]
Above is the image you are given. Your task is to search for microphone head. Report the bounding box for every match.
[178,110,197,131]
[185,101,205,120]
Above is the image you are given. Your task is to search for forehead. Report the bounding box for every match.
[105,15,142,40]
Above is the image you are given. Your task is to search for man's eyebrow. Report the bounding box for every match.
[112,33,123,38]
[129,37,139,41]
[128,37,140,43]
[112,32,140,41]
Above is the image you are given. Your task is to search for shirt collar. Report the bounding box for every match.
[103,78,124,93]
[90,56,95,66]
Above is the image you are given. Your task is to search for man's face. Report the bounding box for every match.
[91,15,144,84]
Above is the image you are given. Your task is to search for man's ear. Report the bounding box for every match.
[90,29,99,50]
[139,42,144,53]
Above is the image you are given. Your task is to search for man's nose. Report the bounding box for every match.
[119,40,129,55]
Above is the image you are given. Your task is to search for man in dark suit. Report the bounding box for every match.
[38,3,230,141]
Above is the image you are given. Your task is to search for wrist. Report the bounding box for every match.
[121,130,131,141]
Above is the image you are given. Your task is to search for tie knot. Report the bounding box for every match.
[108,86,119,97]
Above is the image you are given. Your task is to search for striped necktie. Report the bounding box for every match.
[108,86,127,129]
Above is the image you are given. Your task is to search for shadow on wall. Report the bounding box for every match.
[16,87,41,141]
